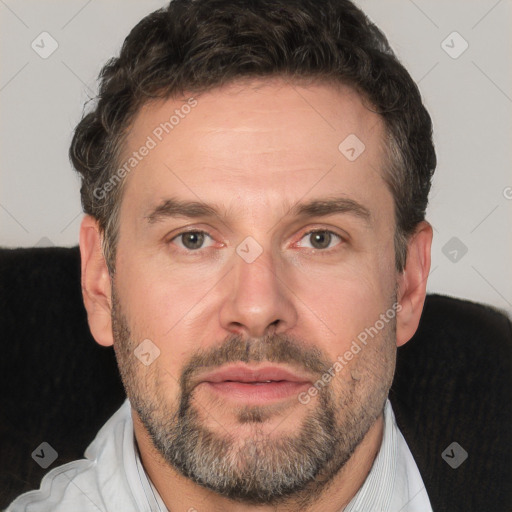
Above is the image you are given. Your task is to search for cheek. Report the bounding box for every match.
[324,315,397,403]
[115,250,206,337]
[291,261,390,338]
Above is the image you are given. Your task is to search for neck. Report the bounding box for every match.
[133,411,384,512]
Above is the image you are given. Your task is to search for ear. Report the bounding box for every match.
[79,215,113,347]
[396,221,433,347]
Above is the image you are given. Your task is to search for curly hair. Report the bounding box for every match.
[69,0,436,274]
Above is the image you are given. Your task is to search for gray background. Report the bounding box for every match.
[1,0,511,314]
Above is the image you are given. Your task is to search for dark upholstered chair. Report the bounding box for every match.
[1,246,511,511]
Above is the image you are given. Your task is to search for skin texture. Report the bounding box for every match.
[80,79,432,512]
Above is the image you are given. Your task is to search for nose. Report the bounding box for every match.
[218,244,298,338]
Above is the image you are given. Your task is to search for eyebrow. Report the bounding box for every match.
[290,197,372,225]
[144,196,372,226]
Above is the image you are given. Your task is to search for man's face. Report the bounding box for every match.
[111,79,400,504]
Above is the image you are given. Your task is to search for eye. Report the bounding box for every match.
[171,231,214,251]
[296,230,343,251]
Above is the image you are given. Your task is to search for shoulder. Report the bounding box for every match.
[7,459,101,512]
[6,399,138,512]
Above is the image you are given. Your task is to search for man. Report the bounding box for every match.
[8,0,436,510]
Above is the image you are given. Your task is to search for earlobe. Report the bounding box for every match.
[79,215,114,347]
[396,221,433,347]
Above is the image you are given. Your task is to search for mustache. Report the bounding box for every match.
[179,332,331,395]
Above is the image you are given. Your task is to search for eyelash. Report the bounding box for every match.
[168,229,345,254]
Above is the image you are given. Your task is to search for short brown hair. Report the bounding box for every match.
[69,0,436,274]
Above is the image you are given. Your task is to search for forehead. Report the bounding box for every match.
[119,79,391,227]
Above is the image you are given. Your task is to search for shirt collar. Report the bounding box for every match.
[134,441,170,512]
[344,399,432,512]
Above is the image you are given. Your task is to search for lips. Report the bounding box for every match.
[198,365,312,385]
[194,364,314,405]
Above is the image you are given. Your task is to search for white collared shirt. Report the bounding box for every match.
[344,400,432,512]
[7,399,432,512]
